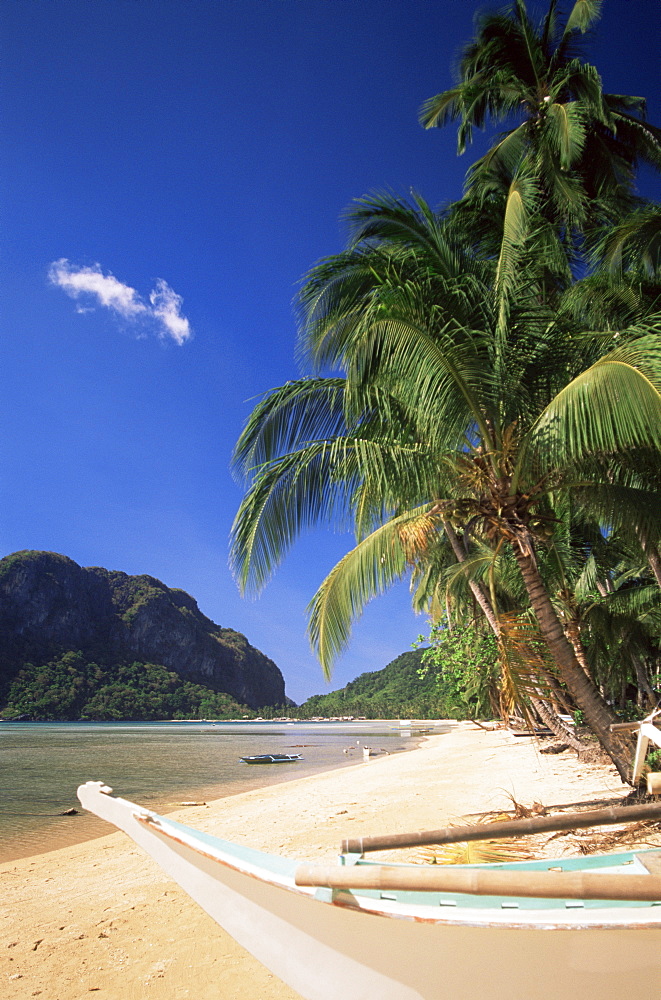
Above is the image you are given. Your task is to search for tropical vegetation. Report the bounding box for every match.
[1,651,253,721]
[294,639,499,721]
[231,0,661,781]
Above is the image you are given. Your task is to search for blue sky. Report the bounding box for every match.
[1,1,660,705]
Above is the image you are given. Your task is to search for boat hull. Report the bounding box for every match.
[240,754,302,764]
[77,782,661,1000]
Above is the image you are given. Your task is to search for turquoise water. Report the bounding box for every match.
[0,720,429,861]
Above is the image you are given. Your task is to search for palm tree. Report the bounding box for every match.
[527,493,661,711]
[232,193,661,779]
[420,0,661,233]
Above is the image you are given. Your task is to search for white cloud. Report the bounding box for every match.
[48,259,146,319]
[149,279,192,346]
[48,259,192,345]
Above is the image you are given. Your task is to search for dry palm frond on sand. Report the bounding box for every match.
[413,839,534,865]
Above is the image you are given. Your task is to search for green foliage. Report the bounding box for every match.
[293,646,490,720]
[1,652,252,721]
[296,651,435,718]
[415,620,500,720]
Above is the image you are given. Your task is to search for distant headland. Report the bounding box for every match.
[0,550,286,720]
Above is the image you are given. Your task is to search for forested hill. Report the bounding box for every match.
[0,550,286,720]
[298,650,446,719]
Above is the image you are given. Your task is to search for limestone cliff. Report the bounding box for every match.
[0,550,286,711]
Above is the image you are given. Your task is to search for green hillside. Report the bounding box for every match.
[2,651,253,721]
[294,652,467,720]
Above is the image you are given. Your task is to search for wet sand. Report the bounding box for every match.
[0,722,643,1000]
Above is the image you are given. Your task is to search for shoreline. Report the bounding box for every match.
[0,718,431,864]
[1,722,644,1000]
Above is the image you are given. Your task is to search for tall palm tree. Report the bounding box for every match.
[232,193,661,779]
[420,0,661,232]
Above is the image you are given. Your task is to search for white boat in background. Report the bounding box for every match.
[78,781,661,1000]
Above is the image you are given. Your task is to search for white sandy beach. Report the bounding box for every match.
[1,722,648,1000]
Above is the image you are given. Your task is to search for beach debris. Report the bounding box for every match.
[59,807,78,816]
[178,801,207,807]
[540,742,570,754]
[567,819,661,855]
[414,839,534,866]
[502,793,547,819]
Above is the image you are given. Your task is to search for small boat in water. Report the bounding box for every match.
[78,781,661,1000]
[239,753,303,764]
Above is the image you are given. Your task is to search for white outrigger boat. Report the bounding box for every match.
[78,780,661,1000]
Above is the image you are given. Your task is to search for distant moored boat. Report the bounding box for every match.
[239,753,303,764]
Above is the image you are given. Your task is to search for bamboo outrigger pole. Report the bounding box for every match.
[341,800,661,855]
[295,863,661,901]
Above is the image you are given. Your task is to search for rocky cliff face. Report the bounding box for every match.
[0,550,286,709]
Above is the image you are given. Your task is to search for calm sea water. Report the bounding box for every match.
[0,720,435,862]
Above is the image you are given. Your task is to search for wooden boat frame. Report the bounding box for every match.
[78,781,661,1000]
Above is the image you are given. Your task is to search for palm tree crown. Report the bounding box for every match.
[420,0,661,229]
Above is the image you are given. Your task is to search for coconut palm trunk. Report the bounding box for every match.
[563,618,593,679]
[443,522,500,634]
[639,531,661,590]
[648,550,661,590]
[633,655,657,710]
[443,523,585,750]
[512,542,632,782]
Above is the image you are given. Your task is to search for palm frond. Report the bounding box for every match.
[418,86,465,131]
[230,443,357,595]
[415,839,533,865]
[521,336,661,477]
[232,378,347,478]
[494,170,539,344]
[563,0,603,38]
[596,205,661,278]
[546,101,586,170]
[465,125,528,188]
[307,510,432,676]
[497,612,559,721]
